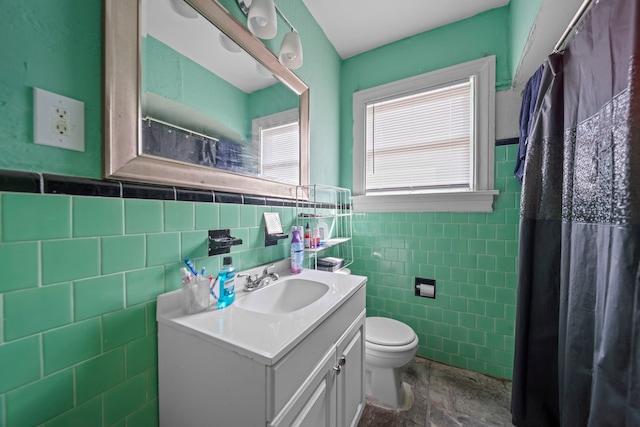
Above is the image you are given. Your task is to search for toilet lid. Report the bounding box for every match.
[366,317,416,346]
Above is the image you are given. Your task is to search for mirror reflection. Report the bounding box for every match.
[140,0,301,185]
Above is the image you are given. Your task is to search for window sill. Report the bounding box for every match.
[351,190,499,213]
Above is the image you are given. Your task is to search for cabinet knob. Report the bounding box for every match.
[333,356,346,374]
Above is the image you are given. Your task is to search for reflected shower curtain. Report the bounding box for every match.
[512,0,640,426]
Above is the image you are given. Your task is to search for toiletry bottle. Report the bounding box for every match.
[317,220,329,245]
[313,227,321,247]
[304,223,311,248]
[217,256,236,309]
[291,227,304,274]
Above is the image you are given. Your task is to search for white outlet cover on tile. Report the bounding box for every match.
[34,87,85,152]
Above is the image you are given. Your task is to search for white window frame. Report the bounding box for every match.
[352,56,498,212]
[252,108,300,185]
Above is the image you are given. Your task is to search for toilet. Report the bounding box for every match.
[365,316,419,409]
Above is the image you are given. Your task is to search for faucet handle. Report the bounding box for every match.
[262,264,275,274]
[238,273,259,286]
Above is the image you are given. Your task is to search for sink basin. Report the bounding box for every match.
[236,278,329,314]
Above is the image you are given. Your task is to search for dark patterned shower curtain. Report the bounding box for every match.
[511,0,640,426]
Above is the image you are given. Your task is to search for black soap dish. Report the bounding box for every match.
[208,229,243,256]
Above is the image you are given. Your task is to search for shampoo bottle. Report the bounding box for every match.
[304,223,312,249]
[290,227,304,274]
[217,256,236,309]
[313,227,321,247]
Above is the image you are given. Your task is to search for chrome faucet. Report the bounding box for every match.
[240,264,279,292]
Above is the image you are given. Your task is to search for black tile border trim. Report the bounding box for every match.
[0,170,42,194]
[176,187,215,203]
[122,182,175,200]
[215,191,243,205]
[43,174,122,198]
[496,137,518,146]
[243,195,266,206]
[0,169,352,209]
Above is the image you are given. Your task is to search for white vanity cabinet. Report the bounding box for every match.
[336,314,365,427]
[157,275,366,427]
[271,312,365,427]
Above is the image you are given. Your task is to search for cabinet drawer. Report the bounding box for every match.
[268,286,365,421]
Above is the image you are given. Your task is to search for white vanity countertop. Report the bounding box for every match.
[156,266,367,365]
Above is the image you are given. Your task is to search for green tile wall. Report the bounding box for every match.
[0,146,521,425]
[352,145,520,379]
[0,194,295,426]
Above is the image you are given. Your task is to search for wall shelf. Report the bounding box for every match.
[296,185,353,272]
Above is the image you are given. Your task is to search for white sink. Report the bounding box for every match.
[236,277,329,314]
[157,264,366,364]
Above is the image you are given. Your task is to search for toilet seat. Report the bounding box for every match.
[365,336,419,353]
[366,317,416,346]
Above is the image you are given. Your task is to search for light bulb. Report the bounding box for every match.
[247,0,277,39]
[279,31,303,69]
[253,16,268,27]
[167,0,198,19]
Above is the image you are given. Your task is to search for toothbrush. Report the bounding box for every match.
[184,259,198,277]
[180,267,191,285]
[208,275,218,299]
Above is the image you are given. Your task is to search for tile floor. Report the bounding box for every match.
[357,357,513,427]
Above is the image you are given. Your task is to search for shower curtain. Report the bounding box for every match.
[512,0,640,426]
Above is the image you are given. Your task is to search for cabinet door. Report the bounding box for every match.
[336,313,366,427]
[270,349,337,427]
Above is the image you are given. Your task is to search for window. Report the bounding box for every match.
[352,56,498,212]
[252,109,300,185]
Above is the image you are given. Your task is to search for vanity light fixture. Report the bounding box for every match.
[167,0,199,19]
[255,62,273,78]
[219,33,242,53]
[278,30,303,69]
[236,0,304,69]
[246,0,278,39]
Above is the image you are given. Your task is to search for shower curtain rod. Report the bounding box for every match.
[143,116,219,142]
[553,0,597,53]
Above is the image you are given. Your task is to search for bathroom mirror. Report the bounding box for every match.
[104,0,309,198]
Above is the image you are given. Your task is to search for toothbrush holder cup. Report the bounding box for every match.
[181,277,212,314]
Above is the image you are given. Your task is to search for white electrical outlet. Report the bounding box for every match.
[53,107,70,136]
[34,87,85,152]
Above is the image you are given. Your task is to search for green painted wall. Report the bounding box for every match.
[339,6,511,190]
[0,0,102,178]
[509,0,543,78]
[143,35,299,143]
[213,0,344,186]
[247,81,299,127]
[143,35,250,139]
[0,0,341,186]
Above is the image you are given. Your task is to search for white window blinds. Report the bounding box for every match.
[365,79,473,194]
[261,121,300,185]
